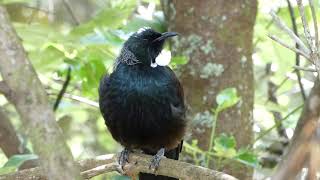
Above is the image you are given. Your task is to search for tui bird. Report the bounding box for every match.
[99,27,186,180]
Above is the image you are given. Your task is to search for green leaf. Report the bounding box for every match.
[235,149,259,168]
[72,0,136,35]
[3,154,38,168]
[0,166,16,176]
[0,154,38,175]
[171,56,188,65]
[216,88,240,112]
[213,134,237,158]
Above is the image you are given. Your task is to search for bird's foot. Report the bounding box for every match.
[149,148,165,172]
[118,148,130,170]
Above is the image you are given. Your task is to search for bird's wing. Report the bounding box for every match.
[166,67,186,120]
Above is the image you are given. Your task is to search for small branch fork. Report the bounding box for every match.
[269,0,320,77]
[0,153,238,180]
[269,0,320,179]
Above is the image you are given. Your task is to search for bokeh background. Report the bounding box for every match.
[0,0,317,179]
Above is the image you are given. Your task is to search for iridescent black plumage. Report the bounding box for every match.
[99,28,186,180]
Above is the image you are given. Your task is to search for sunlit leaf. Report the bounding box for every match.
[0,166,16,176]
[213,134,237,158]
[235,149,259,168]
[171,56,188,65]
[216,88,240,112]
[0,154,38,175]
[72,0,136,35]
[3,154,38,168]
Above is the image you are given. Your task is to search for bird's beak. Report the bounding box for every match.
[152,32,179,43]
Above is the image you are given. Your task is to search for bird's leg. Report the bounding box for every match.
[118,148,130,170]
[149,148,165,172]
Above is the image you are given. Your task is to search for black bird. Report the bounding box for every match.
[99,28,186,180]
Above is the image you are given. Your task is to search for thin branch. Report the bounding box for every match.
[0,153,238,180]
[308,0,319,50]
[48,92,99,108]
[27,0,40,24]
[268,35,310,59]
[0,81,10,97]
[297,0,315,52]
[53,67,71,111]
[270,10,310,55]
[253,9,281,47]
[254,104,303,143]
[64,93,99,108]
[293,65,317,72]
[287,0,306,101]
[21,5,54,15]
[62,0,80,25]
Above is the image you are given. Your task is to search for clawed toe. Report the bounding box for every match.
[118,148,130,170]
[149,148,165,172]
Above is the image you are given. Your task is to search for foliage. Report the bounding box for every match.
[0,0,313,179]
[0,154,38,175]
[0,0,186,179]
[184,88,259,169]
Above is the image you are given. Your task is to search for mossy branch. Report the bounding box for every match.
[0,153,238,180]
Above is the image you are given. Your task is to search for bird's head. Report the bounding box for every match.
[123,27,178,67]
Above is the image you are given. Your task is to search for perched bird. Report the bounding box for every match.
[99,27,186,180]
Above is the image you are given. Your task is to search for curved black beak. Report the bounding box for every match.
[153,32,178,43]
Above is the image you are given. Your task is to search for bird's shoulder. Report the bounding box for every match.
[101,63,184,103]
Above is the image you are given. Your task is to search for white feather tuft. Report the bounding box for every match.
[155,50,171,66]
[137,27,151,34]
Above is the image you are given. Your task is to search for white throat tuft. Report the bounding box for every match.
[155,50,171,66]
[150,62,158,68]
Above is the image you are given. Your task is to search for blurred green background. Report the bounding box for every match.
[0,0,316,179]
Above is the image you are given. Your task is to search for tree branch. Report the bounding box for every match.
[0,81,11,97]
[0,6,81,179]
[297,0,320,79]
[269,10,310,55]
[286,0,306,101]
[62,0,80,25]
[269,1,320,178]
[308,0,318,50]
[0,107,25,156]
[0,107,38,169]
[53,67,71,111]
[297,0,314,52]
[268,34,310,59]
[0,153,238,180]
[272,80,320,179]
[293,65,317,72]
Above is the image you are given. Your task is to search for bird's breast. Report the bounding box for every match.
[100,63,185,150]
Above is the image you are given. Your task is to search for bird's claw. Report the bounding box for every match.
[149,148,165,172]
[118,148,130,170]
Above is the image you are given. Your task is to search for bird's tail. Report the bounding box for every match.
[139,142,182,180]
